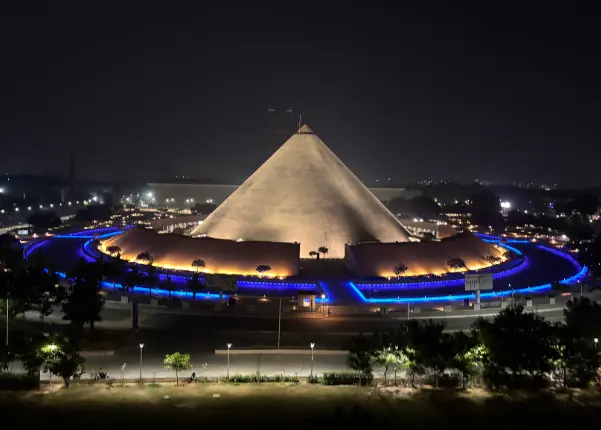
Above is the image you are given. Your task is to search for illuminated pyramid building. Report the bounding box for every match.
[190,125,412,258]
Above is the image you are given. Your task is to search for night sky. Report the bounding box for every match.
[2,4,600,186]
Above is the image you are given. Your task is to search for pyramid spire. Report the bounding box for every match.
[298,124,314,134]
[191,128,410,257]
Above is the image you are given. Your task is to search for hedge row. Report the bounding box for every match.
[0,373,40,391]
[321,371,373,386]
[228,374,300,383]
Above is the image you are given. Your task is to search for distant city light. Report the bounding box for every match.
[146,192,153,198]
[206,199,214,204]
[500,201,511,209]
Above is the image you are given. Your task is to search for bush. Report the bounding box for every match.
[322,371,372,386]
[0,373,40,391]
[308,374,320,384]
[425,373,461,388]
[228,373,300,384]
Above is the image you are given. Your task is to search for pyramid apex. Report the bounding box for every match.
[298,124,314,134]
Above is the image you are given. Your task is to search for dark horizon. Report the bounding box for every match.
[2,4,600,186]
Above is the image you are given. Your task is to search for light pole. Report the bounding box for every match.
[5,294,8,347]
[227,343,232,379]
[310,342,315,377]
[139,343,144,381]
[595,338,598,352]
[321,294,325,316]
[277,298,282,349]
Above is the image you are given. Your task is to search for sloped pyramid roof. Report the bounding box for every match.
[190,125,411,258]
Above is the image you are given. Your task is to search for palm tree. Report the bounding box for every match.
[393,264,408,278]
[187,272,203,300]
[106,245,122,258]
[191,258,206,272]
[308,251,319,259]
[256,265,271,277]
[318,247,329,259]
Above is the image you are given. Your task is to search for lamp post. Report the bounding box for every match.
[595,338,598,352]
[139,343,144,381]
[310,342,315,377]
[227,343,232,379]
[277,298,282,349]
[321,294,325,316]
[5,294,8,347]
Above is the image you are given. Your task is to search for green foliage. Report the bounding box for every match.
[163,352,192,386]
[256,265,271,275]
[0,373,39,390]
[322,371,373,386]
[191,259,206,272]
[62,259,105,331]
[38,337,85,388]
[393,264,408,277]
[308,374,320,384]
[476,305,556,390]
[228,373,300,384]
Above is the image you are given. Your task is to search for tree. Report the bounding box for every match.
[446,258,466,271]
[317,247,329,259]
[371,346,406,385]
[123,267,140,296]
[38,338,85,387]
[393,264,408,278]
[106,245,122,258]
[27,211,61,229]
[62,260,105,331]
[308,251,319,259]
[485,255,501,265]
[568,194,600,219]
[163,275,175,300]
[470,191,505,231]
[347,333,374,386]
[187,272,203,300]
[256,265,271,277]
[192,202,217,215]
[136,252,156,296]
[450,331,484,389]
[564,297,601,340]
[74,204,113,222]
[191,259,206,272]
[163,352,192,386]
[578,234,601,277]
[475,305,555,389]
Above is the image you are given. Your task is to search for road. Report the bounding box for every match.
[8,299,574,381]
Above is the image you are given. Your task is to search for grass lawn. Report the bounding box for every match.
[2,383,601,429]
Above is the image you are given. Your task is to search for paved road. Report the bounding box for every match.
[17,301,568,354]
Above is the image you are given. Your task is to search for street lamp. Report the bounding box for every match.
[595,338,598,351]
[321,294,326,316]
[227,343,232,379]
[139,343,144,381]
[310,342,315,377]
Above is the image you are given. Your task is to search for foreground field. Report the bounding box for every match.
[3,383,601,429]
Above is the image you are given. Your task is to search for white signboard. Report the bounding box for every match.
[464,273,493,291]
[205,274,238,291]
